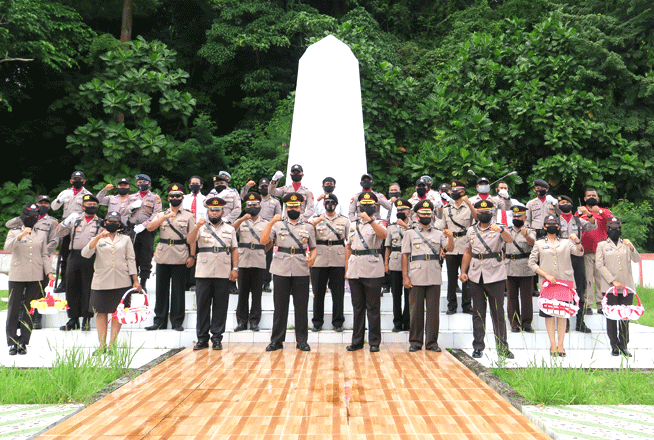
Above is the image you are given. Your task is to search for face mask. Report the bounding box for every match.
[478,185,490,194]
[117,187,130,196]
[169,198,182,207]
[246,207,261,217]
[419,217,431,225]
[360,206,375,217]
[287,209,301,220]
[325,203,336,213]
[536,189,547,197]
[259,188,268,196]
[23,217,38,228]
[72,181,83,189]
[512,219,524,228]
[451,191,463,200]
[416,187,427,197]
[291,174,302,182]
[559,204,573,213]
[190,184,201,195]
[83,206,98,215]
[607,229,621,243]
[209,215,222,224]
[323,185,334,193]
[477,213,493,224]
[546,225,559,235]
[138,183,149,192]
[38,205,49,216]
[361,181,373,190]
[389,191,401,199]
[214,184,226,193]
[105,223,120,233]
[586,197,598,207]
[396,212,407,221]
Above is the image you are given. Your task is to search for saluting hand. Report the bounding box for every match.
[241,213,252,222]
[246,180,256,187]
[569,233,579,243]
[490,224,503,233]
[360,211,372,223]
[623,238,634,250]
[271,214,283,223]
[521,228,529,237]
[104,184,115,191]
[443,228,453,239]
[18,227,32,239]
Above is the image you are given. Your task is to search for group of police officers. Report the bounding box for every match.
[6,166,638,358]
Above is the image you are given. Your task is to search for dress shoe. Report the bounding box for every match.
[33,313,42,330]
[532,289,540,297]
[250,324,260,332]
[511,326,520,333]
[499,350,515,359]
[369,345,380,352]
[575,323,592,333]
[145,324,162,331]
[611,348,620,356]
[462,309,474,315]
[60,319,80,331]
[17,344,27,355]
[333,326,343,333]
[585,307,593,315]
[523,327,535,333]
[8,345,18,356]
[266,342,283,351]
[597,308,603,315]
[381,286,390,294]
[392,326,402,333]
[408,345,421,352]
[193,341,209,350]
[81,318,91,331]
[346,344,363,352]
[472,349,483,358]
[620,348,632,357]
[212,342,223,350]
[173,325,184,331]
[296,342,311,351]
[262,283,272,292]
[311,326,322,332]
[234,323,247,332]
[427,346,442,352]
[446,309,456,315]
[53,283,66,293]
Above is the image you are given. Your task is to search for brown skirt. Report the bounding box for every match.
[90,287,130,314]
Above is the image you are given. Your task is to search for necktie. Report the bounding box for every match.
[191,195,197,219]
[501,209,508,226]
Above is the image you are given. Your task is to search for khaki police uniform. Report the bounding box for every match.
[442,201,475,313]
[235,216,268,329]
[207,187,242,224]
[505,226,536,329]
[269,183,315,221]
[81,233,137,290]
[385,222,411,330]
[121,190,162,284]
[96,188,131,224]
[348,191,391,222]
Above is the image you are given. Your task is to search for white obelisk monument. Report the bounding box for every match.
[286,35,367,209]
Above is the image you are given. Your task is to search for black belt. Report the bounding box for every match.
[352,249,379,256]
[390,246,402,252]
[316,239,344,246]
[277,246,306,255]
[506,253,530,260]
[198,246,230,254]
[410,253,439,262]
[453,230,467,237]
[472,252,502,261]
[162,238,187,246]
[238,242,266,250]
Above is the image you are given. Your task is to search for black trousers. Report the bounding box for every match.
[236,267,263,327]
[409,285,440,349]
[66,251,94,320]
[263,248,273,285]
[195,278,230,344]
[6,281,41,346]
[310,266,345,328]
[571,254,588,328]
[445,254,471,311]
[271,275,309,345]
[469,277,509,352]
[349,277,382,347]
[153,263,187,329]
[133,229,155,282]
[390,270,410,329]
[506,276,533,328]
[606,291,633,350]
[57,235,71,285]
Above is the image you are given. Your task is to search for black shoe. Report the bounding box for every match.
[427,346,442,352]
[381,286,391,294]
[472,349,482,358]
[462,309,474,315]
[523,327,535,333]
[333,326,343,333]
[585,307,593,315]
[346,344,364,352]
[8,345,18,356]
[53,283,66,294]
[60,319,80,331]
[597,308,603,315]
[456,285,462,293]
[612,348,620,356]
[369,345,380,352]
[446,309,456,315]
[17,344,27,355]
[576,323,592,334]
[193,341,209,350]
[408,345,421,352]
[234,323,247,332]
[145,324,162,331]
[173,325,184,331]
[511,326,520,333]
[250,324,260,332]
[532,289,540,297]
[262,283,272,292]
[392,326,402,333]
[33,313,42,330]
[213,342,223,350]
[620,348,632,358]
[229,285,239,295]
[499,350,515,359]
[81,318,91,331]
[266,342,283,351]
[296,343,311,351]
[311,326,321,332]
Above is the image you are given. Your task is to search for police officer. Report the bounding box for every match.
[385,198,413,332]
[595,217,640,357]
[54,194,103,331]
[96,178,132,224]
[313,177,345,216]
[260,193,317,352]
[269,164,315,221]
[348,173,392,222]
[121,174,162,288]
[145,184,196,331]
[401,200,454,352]
[460,200,515,359]
[248,178,282,292]
[525,179,558,237]
[408,178,442,224]
[208,172,242,224]
[51,171,91,293]
[345,192,387,352]
[187,196,238,350]
[469,177,511,220]
[309,193,349,332]
[183,175,207,222]
[231,193,269,332]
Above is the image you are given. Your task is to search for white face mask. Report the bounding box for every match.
[478,184,490,194]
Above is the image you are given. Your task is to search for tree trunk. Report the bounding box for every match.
[118,0,133,123]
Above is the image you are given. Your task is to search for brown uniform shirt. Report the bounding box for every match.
[81,234,137,290]
[259,196,282,222]
[314,214,349,268]
[526,197,558,230]
[52,187,92,218]
[402,226,448,286]
[528,237,584,288]
[96,188,131,224]
[469,194,510,221]
[347,220,386,279]
[236,217,268,269]
[595,238,641,292]
[5,215,59,255]
[4,228,51,282]
[55,215,103,250]
[558,214,596,239]
[385,223,410,272]
[122,191,162,228]
[269,219,316,277]
[465,224,508,284]
[348,190,392,222]
[207,187,242,223]
[152,209,196,264]
[505,226,537,277]
[193,221,237,279]
[443,202,475,255]
[269,183,315,221]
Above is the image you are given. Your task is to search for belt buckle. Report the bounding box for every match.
[425,254,431,261]
[290,247,296,255]
[327,240,333,246]
[213,246,219,253]
[169,239,175,246]
[250,243,256,250]
[478,253,484,261]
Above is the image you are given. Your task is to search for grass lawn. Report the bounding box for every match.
[0,289,6,311]
[636,286,654,327]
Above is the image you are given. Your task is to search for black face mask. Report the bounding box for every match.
[259,188,268,196]
[416,187,427,197]
[291,174,302,183]
[512,219,524,228]
[138,183,150,192]
[396,212,407,221]
[451,191,463,200]
[189,184,201,195]
[209,216,222,224]
[607,229,621,243]
[559,204,573,213]
[287,209,301,220]
[419,217,431,226]
[246,207,261,217]
[169,198,182,207]
[360,206,375,217]
[83,206,98,215]
[38,205,49,216]
[477,213,493,224]
[325,203,336,213]
[72,181,83,189]
[546,225,559,235]
[388,191,401,199]
[586,197,598,207]
[23,216,38,228]
[323,185,334,193]
[214,184,226,193]
[105,223,120,233]
[536,189,547,197]
[117,187,130,196]
[361,181,373,190]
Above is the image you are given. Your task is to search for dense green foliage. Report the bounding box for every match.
[2,0,653,247]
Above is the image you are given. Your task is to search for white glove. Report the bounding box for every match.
[63,212,80,226]
[272,171,284,181]
[133,224,146,234]
[498,189,510,199]
[441,193,454,203]
[546,194,558,205]
[57,189,74,203]
[432,197,444,208]
[130,199,143,210]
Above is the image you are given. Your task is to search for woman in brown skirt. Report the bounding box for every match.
[82,212,141,354]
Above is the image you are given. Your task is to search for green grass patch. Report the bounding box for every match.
[493,360,654,405]
[636,286,654,328]
[0,343,137,404]
[0,289,7,311]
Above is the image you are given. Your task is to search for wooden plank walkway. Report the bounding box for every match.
[38,343,549,440]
